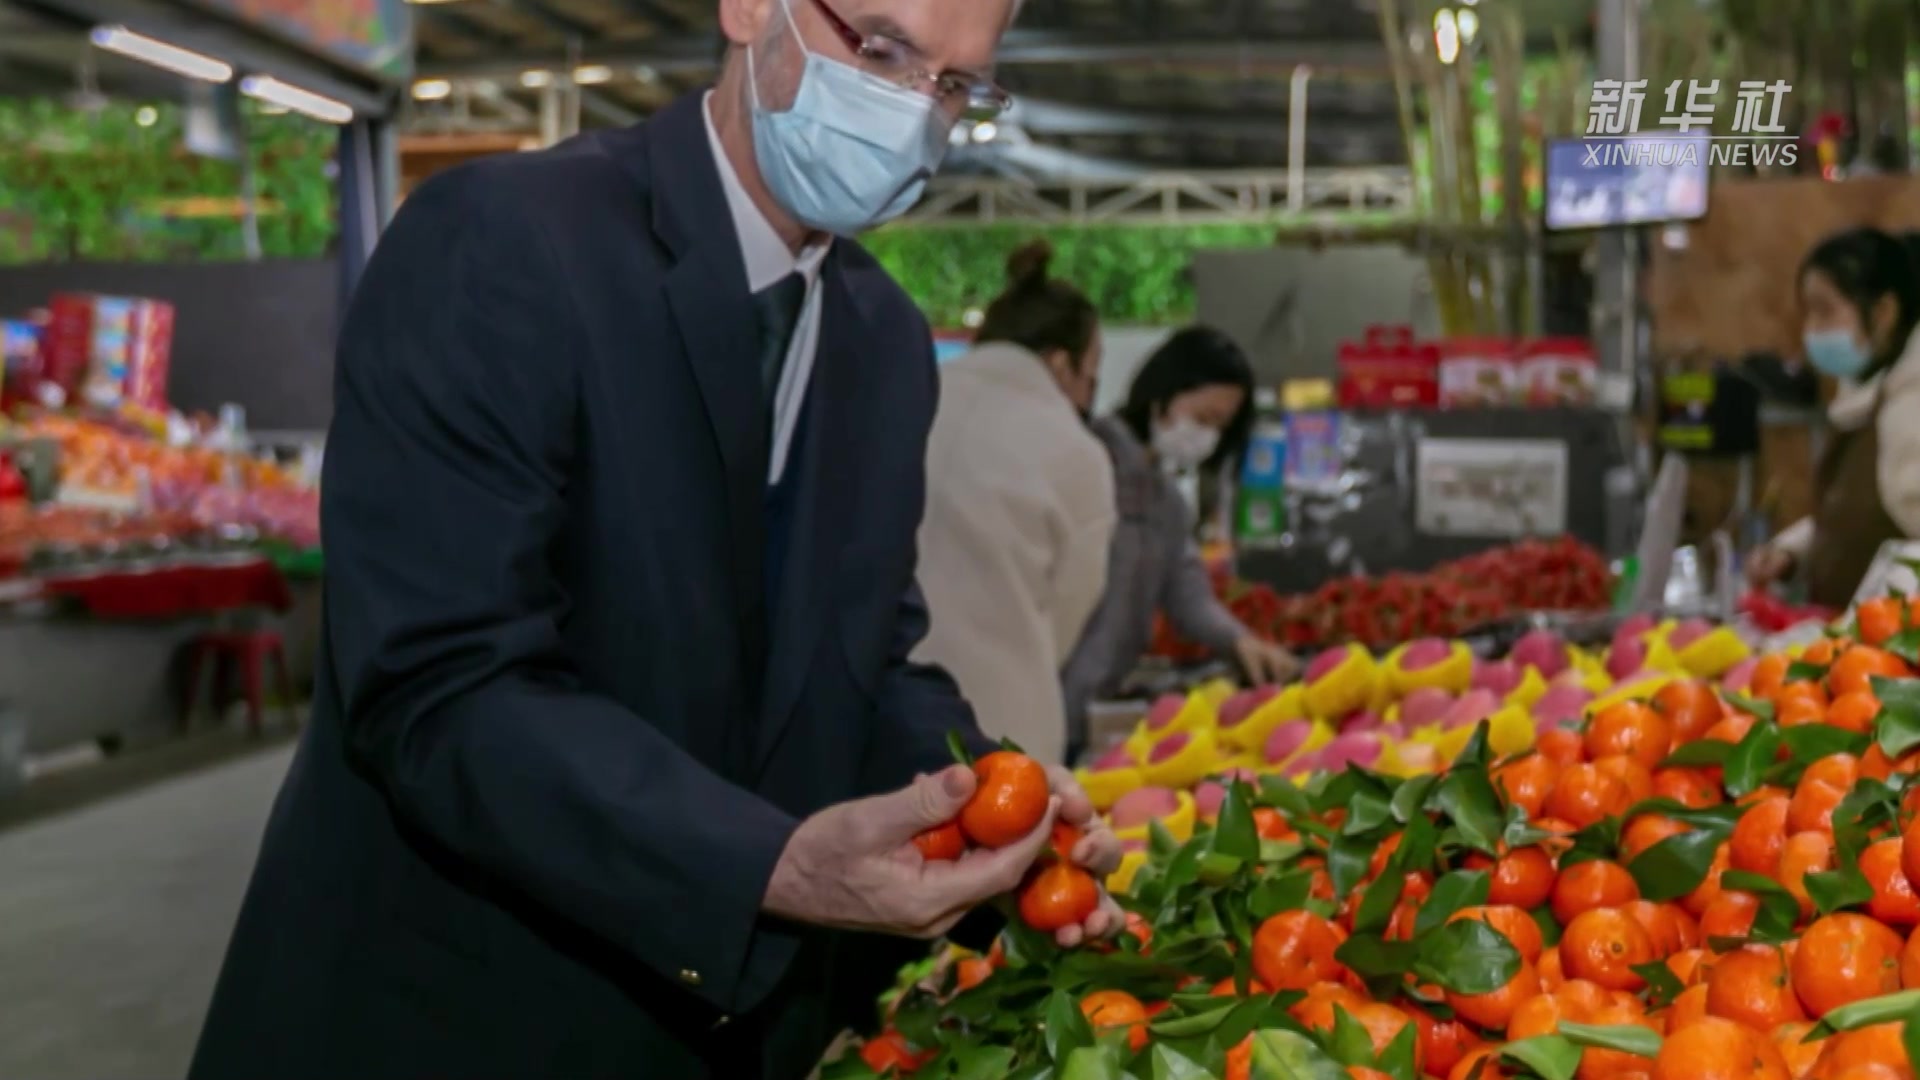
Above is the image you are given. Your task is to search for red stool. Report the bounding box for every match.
[181,628,299,735]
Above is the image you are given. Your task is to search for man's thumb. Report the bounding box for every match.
[877,765,975,841]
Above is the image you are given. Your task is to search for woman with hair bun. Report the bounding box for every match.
[1747,226,1920,605]
[914,240,1116,763]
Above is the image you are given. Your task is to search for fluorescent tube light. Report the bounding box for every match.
[240,75,353,124]
[90,26,233,84]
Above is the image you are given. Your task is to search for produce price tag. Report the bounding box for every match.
[1414,437,1569,538]
[1283,411,1342,491]
[1852,540,1920,606]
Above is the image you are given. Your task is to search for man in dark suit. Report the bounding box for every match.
[188,0,1121,1076]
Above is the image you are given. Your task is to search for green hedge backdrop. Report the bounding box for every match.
[0,99,337,264]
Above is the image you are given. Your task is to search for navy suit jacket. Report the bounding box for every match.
[190,93,986,1079]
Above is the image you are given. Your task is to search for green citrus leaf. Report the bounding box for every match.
[1723,721,1782,799]
[1415,870,1493,937]
[1627,828,1727,902]
[1248,1028,1348,1080]
[1559,1021,1662,1057]
[1498,1035,1582,1080]
[1149,1044,1212,1080]
[1045,989,1096,1063]
[1413,918,1522,995]
[1213,779,1262,862]
[1873,677,1920,758]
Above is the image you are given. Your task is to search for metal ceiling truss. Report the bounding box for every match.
[896,167,1414,227]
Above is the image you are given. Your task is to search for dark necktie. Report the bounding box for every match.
[753,273,808,411]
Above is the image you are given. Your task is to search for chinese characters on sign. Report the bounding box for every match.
[1581,79,1798,169]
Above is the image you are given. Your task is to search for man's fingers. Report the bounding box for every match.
[1073,827,1124,876]
[1085,893,1125,939]
[866,765,977,846]
[926,797,1060,907]
[1046,765,1096,827]
[1055,923,1085,948]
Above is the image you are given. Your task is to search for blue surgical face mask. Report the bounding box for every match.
[1803,328,1872,379]
[748,0,952,236]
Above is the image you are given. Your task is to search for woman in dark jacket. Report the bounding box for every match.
[1061,326,1299,753]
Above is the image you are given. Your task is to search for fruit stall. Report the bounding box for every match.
[832,588,1920,1080]
[0,407,320,780]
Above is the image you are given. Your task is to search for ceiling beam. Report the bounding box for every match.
[415,33,1394,81]
[1012,97,1400,142]
[609,0,692,31]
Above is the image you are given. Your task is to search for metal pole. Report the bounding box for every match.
[1594,0,1640,384]
[539,83,561,147]
[1287,65,1312,213]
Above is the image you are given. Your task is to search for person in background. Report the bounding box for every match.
[1747,227,1920,607]
[1062,326,1300,757]
[916,241,1116,764]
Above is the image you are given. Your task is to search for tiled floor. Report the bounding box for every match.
[0,743,294,1080]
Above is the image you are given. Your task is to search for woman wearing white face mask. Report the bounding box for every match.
[1061,326,1301,758]
[1746,227,1920,607]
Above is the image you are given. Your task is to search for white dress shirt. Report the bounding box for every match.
[702,92,831,486]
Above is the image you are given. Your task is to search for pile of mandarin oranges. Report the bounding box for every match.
[866,596,1920,1080]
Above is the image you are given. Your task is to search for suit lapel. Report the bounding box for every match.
[644,95,769,684]
[756,261,867,772]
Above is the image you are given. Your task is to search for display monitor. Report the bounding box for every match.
[1543,132,1711,231]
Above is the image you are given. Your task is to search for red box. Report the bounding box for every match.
[40,294,174,411]
[1338,326,1439,409]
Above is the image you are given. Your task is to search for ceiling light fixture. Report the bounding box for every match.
[520,70,553,88]
[89,26,233,84]
[134,105,159,127]
[1457,9,1480,43]
[412,78,453,101]
[240,75,353,124]
[573,65,613,85]
[1433,9,1461,64]
[971,121,998,144]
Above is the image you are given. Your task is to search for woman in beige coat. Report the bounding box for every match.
[1748,227,1920,605]
[915,243,1116,764]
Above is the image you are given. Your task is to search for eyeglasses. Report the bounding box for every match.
[802,0,1013,120]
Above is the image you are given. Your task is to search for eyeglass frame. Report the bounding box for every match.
[799,0,1013,119]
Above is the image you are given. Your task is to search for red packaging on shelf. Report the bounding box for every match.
[38,294,175,410]
[1338,330,1439,410]
[1518,337,1597,406]
[1439,337,1519,408]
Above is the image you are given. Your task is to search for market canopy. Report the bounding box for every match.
[401,0,1589,176]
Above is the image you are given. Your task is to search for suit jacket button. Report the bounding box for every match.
[679,969,703,987]
[712,1015,732,1031]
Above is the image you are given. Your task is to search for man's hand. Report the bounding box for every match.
[1234,635,1302,686]
[764,766,1057,939]
[1044,764,1126,948]
[1746,545,1796,589]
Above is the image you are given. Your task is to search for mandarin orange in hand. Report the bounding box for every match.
[913,821,967,861]
[1017,861,1099,931]
[1790,913,1904,1017]
[960,750,1050,848]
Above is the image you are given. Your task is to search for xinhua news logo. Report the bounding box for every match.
[1583,79,1800,168]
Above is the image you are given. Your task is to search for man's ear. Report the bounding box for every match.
[717,0,772,49]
